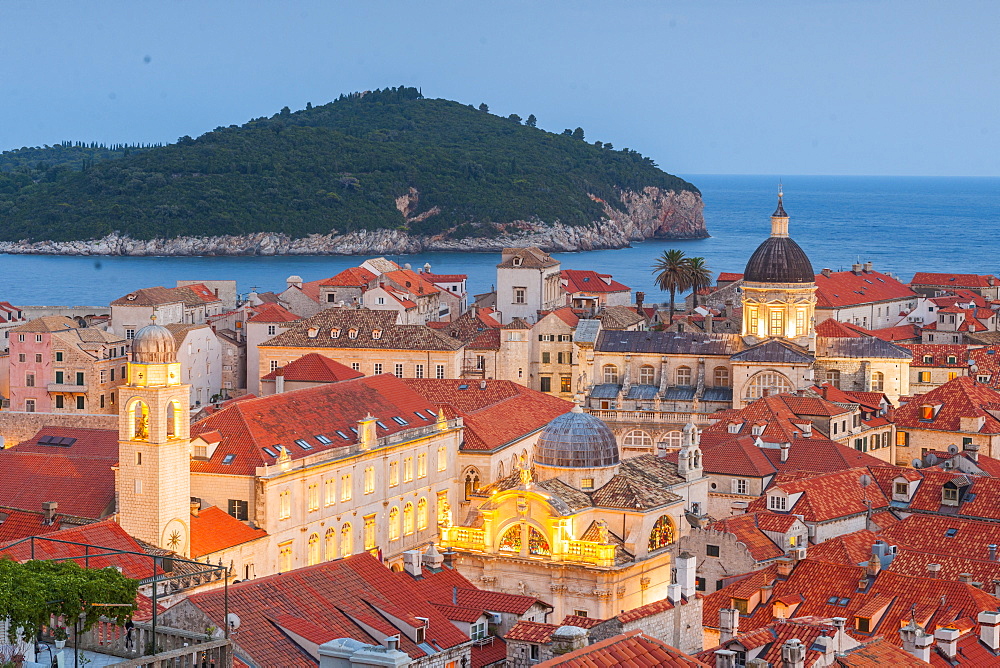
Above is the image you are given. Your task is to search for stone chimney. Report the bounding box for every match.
[358,415,378,450]
[935,626,960,659]
[190,499,201,517]
[979,611,1000,650]
[550,626,588,655]
[781,638,805,668]
[705,314,714,334]
[990,544,998,562]
[863,261,873,273]
[714,649,737,668]
[667,583,683,604]
[442,549,456,569]
[275,367,285,394]
[719,608,739,642]
[822,268,832,277]
[852,263,863,275]
[927,563,941,578]
[899,622,934,662]
[780,441,790,462]
[422,543,444,569]
[41,501,58,525]
[677,551,697,598]
[745,660,769,668]
[402,550,422,577]
[959,572,974,583]
[636,292,644,313]
[776,557,794,578]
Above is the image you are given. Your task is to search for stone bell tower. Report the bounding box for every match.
[117,319,192,557]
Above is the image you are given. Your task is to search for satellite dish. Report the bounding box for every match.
[948,444,960,455]
[0,435,5,450]
[227,613,241,630]
[859,474,872,488]
[912,459,923,469]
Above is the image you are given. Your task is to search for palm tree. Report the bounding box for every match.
[651,249,691,324]
[685,256,713,308]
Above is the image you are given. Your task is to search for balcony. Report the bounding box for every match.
[73,620,232,667]
[47,382,88,393]
[587,408,713,426]
[441,526,486,551]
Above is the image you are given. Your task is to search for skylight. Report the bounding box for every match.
[316,434,332,444]
[376,421,388,430]
[458,384,469,390]
[294,439,313,450]
[945,528,958,537]
[336,430,349,439]
[262,447,277,457]
[222,454,236,465]
[414,410,427,419]
[350,426,359,434]
[392,416,408,425]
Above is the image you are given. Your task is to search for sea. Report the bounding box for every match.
[1,174,997,307]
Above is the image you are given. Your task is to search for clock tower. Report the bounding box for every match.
[117,320,192,557]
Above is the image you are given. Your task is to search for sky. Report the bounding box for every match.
[0,1,997,177]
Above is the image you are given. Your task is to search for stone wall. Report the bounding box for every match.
[679,528,762,595]
[0,410,117,448]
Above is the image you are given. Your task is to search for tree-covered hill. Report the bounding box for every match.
[0,87,698,243]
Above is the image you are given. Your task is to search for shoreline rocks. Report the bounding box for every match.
[0,187,707,257]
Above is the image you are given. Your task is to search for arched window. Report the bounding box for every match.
[713,366,730,387]
[648,515,675,552]
[464,469,481,500]
[130,400,150,441]
[871,371,884,392]
[658,431,683,453]
[499,525,522,552]
[528,527,551,556]
[417,498,428,531]
[341,523,352,558]
[745,371,794,400]
[166,401,180,439]
[826,369,841,389]
[603,364,619,384]
[676,366,692,386]
[389,507,400,541]
[639,365,655,385]
[623,430,653,447]
[497,461,505,480]
[403,502,414,535]
[307,533,320,566]
[512,454,520,471]
[325,528,336,561]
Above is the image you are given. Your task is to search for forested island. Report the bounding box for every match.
[0,87,706,256]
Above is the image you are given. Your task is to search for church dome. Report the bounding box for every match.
[743,192,814,284]
[132,322,177,364]
[535,406,619,469]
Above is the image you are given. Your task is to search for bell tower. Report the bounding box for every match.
[117,320,192,557]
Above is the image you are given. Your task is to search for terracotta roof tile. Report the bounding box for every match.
[808,530,882,565]
[699,619,840,668]
[189,506,267,558]
[471,636,507,668]
[747,468,890,523]
[561,269,630,295]
[895,376,1000,432]
[264,308,464,351]
[505,621,559,643]
[816,318,870,338]
[560,614,604,629]
[903,344,970,367]
[705,512,787,562]
[867,323,923,342]
[497,247,559,269]
[260,352,364,382]
[246,302,301,323]
[816,270,917,309]
[911,273,999,289]
[539,630,709,667]
[0,508,62,543]
[698,436,777,478]
[318,266,376,287]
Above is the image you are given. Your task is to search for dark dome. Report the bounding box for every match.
[535,406,619,469]
[743,236,815,284]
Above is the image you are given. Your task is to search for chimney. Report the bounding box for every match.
[385,635,400,651]
[677,551,697,598]
[866,557,881,578]
[358,415,378,450]
[927,563,941,578]
[422,543,444,569]
[776,557,794,578]
[479,380,487,390]
[990,544,998,562]
[41,501,58,525]
[442,549,456,569]
[935,626,959,659]
[402,550,422,577]
[852,263,862,275]
[667,583,683,604]
[190,499,201,517]
[705,314,714,333]
[636,292,645,313]
[780,441,790,462]
[731,501,748,516]
[959,572,974,583]
[745,660,769,668]
[781,638,805,668]
[863,261,873,273]
[275,367,285,394]
[979,611,1000,650]
[714,649,737,668]
[719,608,739,642]
[822,268,832,277]
[550,626,588,655]
[913,629,934,662]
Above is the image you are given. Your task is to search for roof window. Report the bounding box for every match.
[348,328,358,339]
[372,329,382,339]
[512,257,522,267]
[262,447,277,457]
[294,439,313,450]
[376,421,388,430]
[945,528,958,537]
[392,416,408,425]
[923,355,933,363]
[335,430,349,440]
[414,410,428,419]
[307,327,319,339]
[316,434,332,444]
[458,384,469,390]
[331,328,341,338]
[350,426,359,434]
[222,454,236,465]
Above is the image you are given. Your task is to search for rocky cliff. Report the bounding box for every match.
[0,187,705,257]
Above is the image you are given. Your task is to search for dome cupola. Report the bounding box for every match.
[131,320,177,364]
[743,188,814,284]
[535,405,619,470]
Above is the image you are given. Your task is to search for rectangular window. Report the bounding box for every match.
[35,334,42,343]
[943,488,959,502]
[476,355,486,370]
[769,309,784,336]
[278,491,291,520]
[735,479,748,495]
[696,577,707,592]
[325,478,336,505]
[471,621,488,641]
[438,446,447,471]
[415,364,425,378]
[351,362,360,371]
[395,363,404,377]
[17,334,24,342]
[389,460,400,486]
[228,499,249,521]
[75,396,84,410]
[435,364,445,379]
[897,431,909,447]
[374,363,383,375]
[17,354,25,363]
[307,484,319,511]
[125,329,135,340]
[34,353,42,363]
[270,360,279,372]
[279,541,293,572]
[99,395,105,408]
[100,370,107,383]
[75,371,84,385]
[707,544,721,557]
[55,396,64,409]
[560,376,572,393]
[542,352,551,364]
[267,325,277,335]
[948,371,958,381]
[341,474,352,501]
[540,376,551,392]
[404,457,414,482]
[894,482,908,496]
[417,453,427,478]
[918,371,931,383]
[110,368,115,382]
[364,467,375,494]
[363,514,376,550]
[24,373,34,387]
[55,371,64,384]
[768,495,787,511]
[530,645,540,660]
[514,287,526,304]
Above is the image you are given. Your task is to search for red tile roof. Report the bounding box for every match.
[816,318,869,338]
[911,273,999,289]
[835,637,931,666]
[699,436,777,478]
[505,621,559,643]
[319,266,376,287]
[807,530,881,565]
[538,630,710,667]
[419,270,468,284]
[382,269,441,295]
[561,269,630,294]
[539,306,581,328]
[718,272,744,283]
[705,512,788,562]
[471,636,507,668]
[0,508,62,543]
[816,270,917,309]
[260,352,364,382]
[894,376,1000,433]
[185,553,470,666]
[412,561,551,615]
[699,618,839,668]
[403,379,572,452]
[747,468,890,523]
[704,393,848,445]
[867,323,922,342]
[189,506,268,558]
[0,427,118,519]
[560,614,604,629]
[903,344,970,367]
[247,302,301,323]
[968,346,1000,389]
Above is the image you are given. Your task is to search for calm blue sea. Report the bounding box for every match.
[1,175,997,306]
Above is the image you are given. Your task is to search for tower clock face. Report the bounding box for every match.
[161,518,189,554]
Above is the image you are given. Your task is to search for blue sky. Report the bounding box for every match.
[1,1,996,176]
